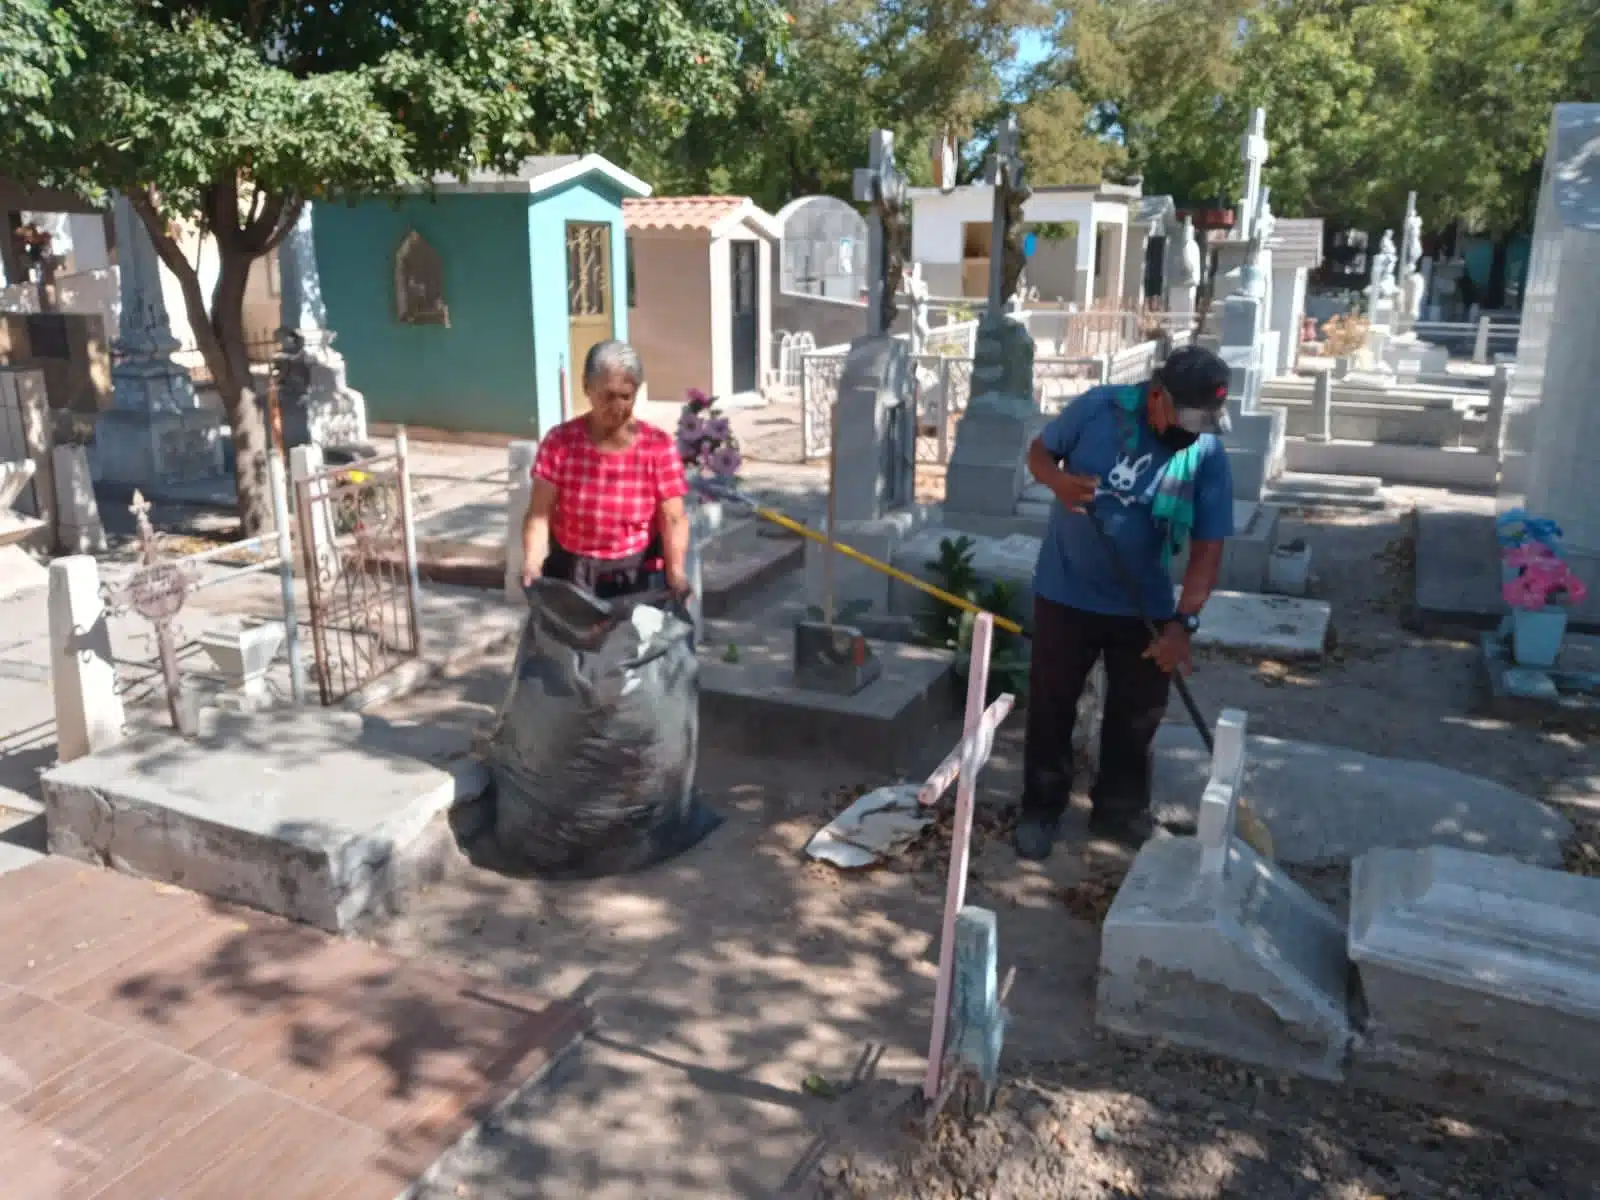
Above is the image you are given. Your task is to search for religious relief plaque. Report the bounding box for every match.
[394,231,450,326]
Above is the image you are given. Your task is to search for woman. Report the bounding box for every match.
[520,340,691,600]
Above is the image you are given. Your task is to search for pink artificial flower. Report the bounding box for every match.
[686,388,712,412]
[1503,543,1556,569]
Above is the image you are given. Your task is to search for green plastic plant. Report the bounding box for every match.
[915,536,1029,704]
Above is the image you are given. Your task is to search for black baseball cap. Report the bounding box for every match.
[1155,346,1231,410]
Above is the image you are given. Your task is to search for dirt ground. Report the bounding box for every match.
[363,456,1600,1198]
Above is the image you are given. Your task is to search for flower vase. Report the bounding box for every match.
[1511,605,1568,669]
[683,493,724,643]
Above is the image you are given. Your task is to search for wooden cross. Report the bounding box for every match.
[984,116,1030,315]
[852,130,908,337]
[920,613,1016,1115]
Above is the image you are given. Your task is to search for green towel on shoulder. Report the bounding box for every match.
[1110,385,1210,568]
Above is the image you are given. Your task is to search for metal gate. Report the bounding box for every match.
[294,447,421,705]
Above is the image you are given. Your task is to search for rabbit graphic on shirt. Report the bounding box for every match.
[1096,451,1152,506]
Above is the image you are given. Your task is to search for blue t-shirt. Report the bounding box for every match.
[1032,385,1235,619]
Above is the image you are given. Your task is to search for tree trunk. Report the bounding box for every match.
[129,180,301,538]
[211,251,273,535]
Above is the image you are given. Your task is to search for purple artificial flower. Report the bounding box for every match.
[709,444,742,478]
[706,415,732,443]
[676,434,699,463]
[678,411,706,442]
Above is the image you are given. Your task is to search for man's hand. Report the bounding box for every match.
[1143,621,1193,675]
[1049,472,1100,513]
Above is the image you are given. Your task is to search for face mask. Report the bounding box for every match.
[1177,405,1229,436]
[1156,425,1200,451]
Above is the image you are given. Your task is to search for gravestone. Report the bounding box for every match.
[91,197,226,492]
[1097,709,1353,1079]
[48,555,125,763]
[799,130,917,680]
[1350,846,1600,1106]
[1166,216,1201,320]
[1210,109,1273,316]
[276,203,369,449]
[1500,104,1600,627]
[1219,266,1286,502]
[944,117,1045,533]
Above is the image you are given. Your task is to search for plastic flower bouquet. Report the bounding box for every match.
[677,388,742,492]
[1502,556,1588,611]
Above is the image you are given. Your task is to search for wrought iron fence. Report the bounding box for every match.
[294,444,422,705]
[805,350,1120,460]
[100,476,304,729]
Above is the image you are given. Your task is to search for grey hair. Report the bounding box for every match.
[582,339,645,389]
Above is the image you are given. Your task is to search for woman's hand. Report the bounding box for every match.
[521,559,541,589]
[665,562,692,599]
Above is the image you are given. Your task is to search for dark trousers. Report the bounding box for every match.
[1022,595,1171,823]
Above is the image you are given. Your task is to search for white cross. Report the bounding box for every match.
[1239,108,1269,241]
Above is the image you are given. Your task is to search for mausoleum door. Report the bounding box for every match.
[730,240,760,394]
[565,221,614,417]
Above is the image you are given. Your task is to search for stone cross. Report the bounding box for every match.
[984,116,1029,315]
[852,130,908,338]
[1238,108,1269,243]
[110,195,197,414]
[278,202,330,349]
[1197,708,1249,879]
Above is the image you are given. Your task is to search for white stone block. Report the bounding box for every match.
[48,555,125,763]
[1350,846,1600,1104]
[1098,835,1352,1079]
[51,443,107,554]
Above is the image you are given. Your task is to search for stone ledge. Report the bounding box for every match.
[40,709,486,933]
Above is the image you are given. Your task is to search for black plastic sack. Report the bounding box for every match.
[486,579,721,877]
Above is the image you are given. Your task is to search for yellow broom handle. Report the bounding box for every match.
[749,504,1026,638]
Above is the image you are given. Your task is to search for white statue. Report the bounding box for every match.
[1172,217,1201,288]
[903,260,931,355]
[1371,230,1399,298]
[930,130,958,194]
[1402,205,1423,279]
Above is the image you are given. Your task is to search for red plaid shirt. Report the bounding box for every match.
[532,419,689,560]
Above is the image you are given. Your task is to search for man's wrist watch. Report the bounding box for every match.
[1173,612,1201,635]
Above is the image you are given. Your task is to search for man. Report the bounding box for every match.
[1015,345,1235,859]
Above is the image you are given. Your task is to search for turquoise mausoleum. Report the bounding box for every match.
[314,154,649,438]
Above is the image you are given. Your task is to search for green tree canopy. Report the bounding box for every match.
[4,0,785,531]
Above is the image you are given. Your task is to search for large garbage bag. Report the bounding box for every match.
[486,579,722,877]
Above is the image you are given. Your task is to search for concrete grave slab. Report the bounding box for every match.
[1480,630,1600,732]
[1188,589,1331,659]
[1151,722,1571,867]
[40,709,486,933]
[698,616,955,771]
[1099,710,1353,1079]
[1350,846,1600,1106]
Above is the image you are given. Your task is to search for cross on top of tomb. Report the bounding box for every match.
[984,115,1031,315]
[1238,108,1269,243]
[852,130,908,337]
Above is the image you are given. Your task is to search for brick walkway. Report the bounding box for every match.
[0,857,589,1198]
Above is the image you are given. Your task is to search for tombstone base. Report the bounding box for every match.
[277,339,369,449]
[794,620,882,695]
[1349,846,1600,1107]
[1098,836,1353,1080]
[89,406,226,490]
[944,398,1042,520]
